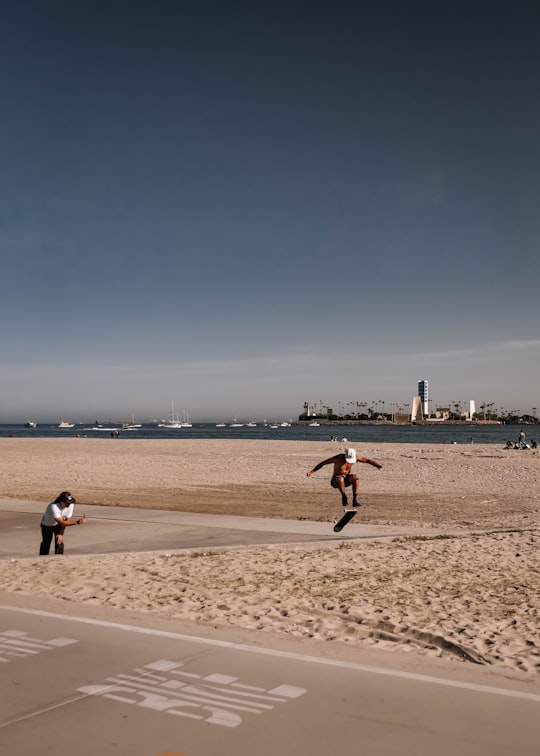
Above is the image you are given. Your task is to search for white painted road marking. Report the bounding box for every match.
[2,605,539,703]
[76,658,307,728]
[0,629,78,662]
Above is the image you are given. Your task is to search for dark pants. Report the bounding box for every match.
[40,524,65,555]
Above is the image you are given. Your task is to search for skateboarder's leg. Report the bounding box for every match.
[331,474,348,506]
[350,474,360,506]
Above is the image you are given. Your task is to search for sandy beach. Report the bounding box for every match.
[0,438,538,676]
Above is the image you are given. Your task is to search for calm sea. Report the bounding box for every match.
[1,423,535,445]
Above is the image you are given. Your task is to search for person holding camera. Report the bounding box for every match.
[39,491,86,555]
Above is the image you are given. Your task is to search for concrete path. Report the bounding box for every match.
[0,497,451,559]
[1,601,538,756]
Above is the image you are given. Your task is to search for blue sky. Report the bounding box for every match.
[1,1,539,422]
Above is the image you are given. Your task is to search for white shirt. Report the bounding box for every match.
[41,501,74,527]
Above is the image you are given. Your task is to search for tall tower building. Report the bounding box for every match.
[418,379,429,416]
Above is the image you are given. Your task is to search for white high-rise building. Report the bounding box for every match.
[418,379,429,416]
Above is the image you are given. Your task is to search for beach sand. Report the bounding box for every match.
[0,438,538,675]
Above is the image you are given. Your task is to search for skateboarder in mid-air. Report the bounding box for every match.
[307,448,382,508]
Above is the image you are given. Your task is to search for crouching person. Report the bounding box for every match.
[39,491,86,555]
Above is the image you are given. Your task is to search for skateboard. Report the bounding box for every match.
[333,509,357,533]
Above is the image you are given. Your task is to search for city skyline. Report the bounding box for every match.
[3,387,537,426]
[302,394,535,421]
[2,3,539,423]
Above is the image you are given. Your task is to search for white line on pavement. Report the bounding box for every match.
[2,605,539,704]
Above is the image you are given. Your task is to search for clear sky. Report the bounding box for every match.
[2,1,539,423]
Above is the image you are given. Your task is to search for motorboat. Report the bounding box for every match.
[122,415,142,430]
[25,421,37,428]
[58,421,75,428]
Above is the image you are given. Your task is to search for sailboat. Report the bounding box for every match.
[180,411,192,428]
[158,402,182,428]
[157,402,192,429]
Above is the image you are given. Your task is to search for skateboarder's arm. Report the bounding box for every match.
[306,456,337,476]
[357,456,382,469]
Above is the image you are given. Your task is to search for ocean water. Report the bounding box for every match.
[1,422,535,446]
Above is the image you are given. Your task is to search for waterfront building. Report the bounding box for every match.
[418,379,429,416]
[411,395,423,424]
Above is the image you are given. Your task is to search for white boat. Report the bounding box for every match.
[215,423,226,427]
[280,421,291,427]
[58,421,75,428]
[122,414,142,430]
[246,421,257,427]
[25,421,37,428]
[308,421,320,427]
[158,402,191,429]
[158,418,184,429]
[180,411,192,428]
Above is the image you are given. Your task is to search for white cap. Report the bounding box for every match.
[344,448,356,463]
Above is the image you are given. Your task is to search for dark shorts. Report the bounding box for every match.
[331,473,353,489]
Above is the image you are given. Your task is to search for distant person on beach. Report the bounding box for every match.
[39,491,86,555]
[518,430,526,447]
[306,448,382,508]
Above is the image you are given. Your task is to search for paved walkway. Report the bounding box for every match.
[1,600,538,756]
[0,497,447,559]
